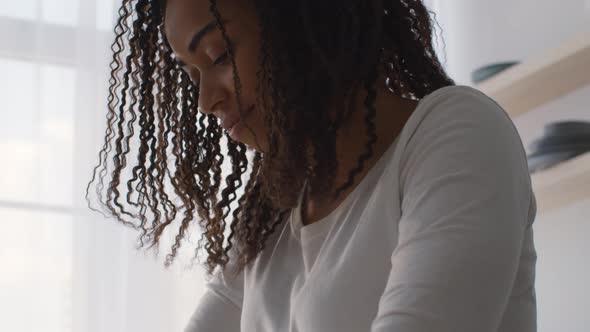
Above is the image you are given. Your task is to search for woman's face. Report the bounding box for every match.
[164,0,267,151]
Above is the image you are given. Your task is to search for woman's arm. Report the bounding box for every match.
[184,252,244,331]
[371,89,534,332]
[184,287,242,332]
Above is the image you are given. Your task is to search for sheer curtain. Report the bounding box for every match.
[0,1,206,331]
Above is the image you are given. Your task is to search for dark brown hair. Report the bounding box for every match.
[86,0,454,278]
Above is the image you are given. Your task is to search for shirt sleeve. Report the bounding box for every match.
[184,251,244,332]
[370,89,534,332]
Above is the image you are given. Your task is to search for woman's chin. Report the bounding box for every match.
[228,122,266,152]
[228,121,244,141]
[228,121,253,146]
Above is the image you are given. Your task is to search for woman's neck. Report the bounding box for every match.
[302,82,418,225]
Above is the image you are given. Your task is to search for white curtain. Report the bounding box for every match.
[0,1,207,331]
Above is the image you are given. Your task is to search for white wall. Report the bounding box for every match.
[429,1,590,331]
[514,84,590,332]
[431,0,590,86]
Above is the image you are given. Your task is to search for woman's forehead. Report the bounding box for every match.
[163,0,213,51]
[164,0,255,53]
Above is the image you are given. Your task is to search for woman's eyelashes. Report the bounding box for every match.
[181,49,229,69]
[213,50,229,65]
[174,46,230,84]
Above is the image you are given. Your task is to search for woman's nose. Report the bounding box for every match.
[197,100,224,115]
[197,77,226,115]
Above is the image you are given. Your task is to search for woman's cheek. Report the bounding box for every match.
[219,64,235,88]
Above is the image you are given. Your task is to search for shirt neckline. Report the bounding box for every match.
[290,134,401,242]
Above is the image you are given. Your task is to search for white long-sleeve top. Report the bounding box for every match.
[184,85,538,332]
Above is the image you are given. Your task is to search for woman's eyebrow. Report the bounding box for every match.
[187,19,229,53]
[173,19,229,67]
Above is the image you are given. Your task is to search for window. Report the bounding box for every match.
[0,1,116,330]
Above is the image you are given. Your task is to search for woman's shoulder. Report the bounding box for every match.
[411,84,510,127]
[393,83,531,196]
[397,84,519,152]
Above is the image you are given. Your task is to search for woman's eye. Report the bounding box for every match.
[213,51,229,65]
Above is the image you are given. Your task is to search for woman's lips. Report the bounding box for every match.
[221,106,254,131]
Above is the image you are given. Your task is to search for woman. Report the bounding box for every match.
[88,0,538,331]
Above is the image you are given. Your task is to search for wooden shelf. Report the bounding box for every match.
[531,152,590,214]
[473,31,590,213]
[477,31,590,117]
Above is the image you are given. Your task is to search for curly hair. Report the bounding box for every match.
[86,0,455,278]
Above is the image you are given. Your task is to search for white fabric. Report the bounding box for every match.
[184,85,537,332]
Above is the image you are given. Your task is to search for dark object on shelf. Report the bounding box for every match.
[542,121,590,138]
[527,121,590,173]
[527,148,590,173]
[471,61,520,84]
